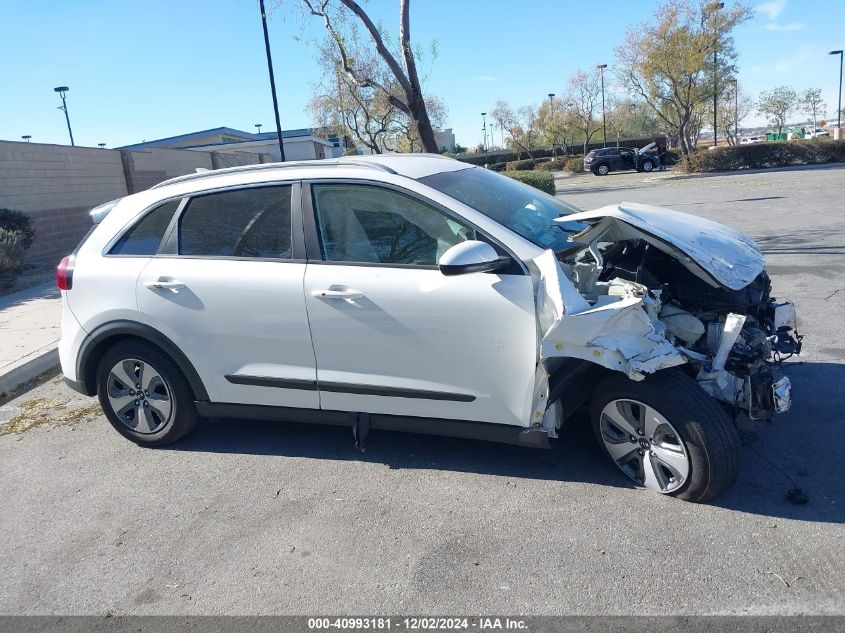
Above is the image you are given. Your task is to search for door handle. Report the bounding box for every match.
[311,288,364,300]
[143,279,186,293]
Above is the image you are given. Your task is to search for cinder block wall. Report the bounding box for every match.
[0,141,271,263]
[0,142,129,263]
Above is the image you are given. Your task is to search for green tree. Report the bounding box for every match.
[615,0,752,159]
[757,86,798,134]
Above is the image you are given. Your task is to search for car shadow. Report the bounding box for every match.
[752,229,845,257]
[166,360,843,524]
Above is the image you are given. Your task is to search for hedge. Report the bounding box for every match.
[506,158,536,171]
[678,140,845,173]
[536,159,567,171]
[565,157,584,173]
[502,170,555,195]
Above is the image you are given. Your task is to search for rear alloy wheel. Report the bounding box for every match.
[590,369,740,502]
[642,160,654,172]
[596,164,610,176]
[97,340,199,446]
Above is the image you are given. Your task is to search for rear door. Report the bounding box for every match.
[136,182,319,408]
[301,181,538,427]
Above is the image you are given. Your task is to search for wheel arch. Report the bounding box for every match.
[77,320,209,401]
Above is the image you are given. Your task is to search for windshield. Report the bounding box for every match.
[419,166,586,253]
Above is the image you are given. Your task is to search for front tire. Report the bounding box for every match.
[96,340,199,447]
[590,370,740,503]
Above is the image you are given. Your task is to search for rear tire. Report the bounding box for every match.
[595,164,610,176]
[590,369,740,503]
[642,160,654,172]
[96,340,199,447]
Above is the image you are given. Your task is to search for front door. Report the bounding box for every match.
[302,182,537,427]
[137,183,319,408]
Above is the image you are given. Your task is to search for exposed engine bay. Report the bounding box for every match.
[530,202,802,431]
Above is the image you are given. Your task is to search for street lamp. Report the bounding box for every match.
[597,65,608,148]
[258,0,285,161]
[21,135,31,143]
[481,112,488,166]
[831,50,843,131]
[548,93,556,158]
[733,78,738,144]
[53,86,74,146]
[706,2,724,147]
[255,123,263,134]
[98,143,106,149]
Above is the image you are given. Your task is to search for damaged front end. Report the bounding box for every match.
[530,202,801,432]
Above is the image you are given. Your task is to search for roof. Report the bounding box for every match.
[116,126,323,151]
[150,154,470,191]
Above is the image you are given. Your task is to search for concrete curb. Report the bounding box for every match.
[0,346,59,395]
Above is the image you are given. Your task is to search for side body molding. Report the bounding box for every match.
[76,320,210,401]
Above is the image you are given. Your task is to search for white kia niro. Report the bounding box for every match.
[57,154,801,502]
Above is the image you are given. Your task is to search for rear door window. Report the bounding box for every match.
[178,185,292,258]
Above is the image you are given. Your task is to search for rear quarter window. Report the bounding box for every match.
[109,200,180,256]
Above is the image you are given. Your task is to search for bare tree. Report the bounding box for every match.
[606,97,659,146]
[301,0,440,152]
[715,84,753,145]
[799,88,827,130]
[491,101,541,164]
[567,69,603,155]
[615,0,752,160]
[307,40,402,153]
[536,97,575,158]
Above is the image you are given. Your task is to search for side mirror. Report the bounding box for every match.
[438,240,507,276]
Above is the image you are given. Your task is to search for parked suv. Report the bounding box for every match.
[584,147,659,175]
[59,155,801,502]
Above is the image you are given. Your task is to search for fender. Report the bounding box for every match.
[76,320,210,401]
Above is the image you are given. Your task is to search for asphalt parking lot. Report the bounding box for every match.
[1,165,843,616]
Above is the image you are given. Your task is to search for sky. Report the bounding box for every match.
[0,0,842,149]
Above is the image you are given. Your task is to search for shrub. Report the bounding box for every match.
[564,157,585,173]
[506,158,536,171]
[0,228,26,289]
[502,170,555,195]
[537,159,567,171]
[489,162,508,172]
[677,140,845,173]
[0,209,35,250]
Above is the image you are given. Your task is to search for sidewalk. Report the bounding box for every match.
[0,282,62,394]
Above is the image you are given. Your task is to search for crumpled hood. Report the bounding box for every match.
[557,202,765,290]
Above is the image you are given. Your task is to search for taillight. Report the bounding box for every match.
[56,255,75,290]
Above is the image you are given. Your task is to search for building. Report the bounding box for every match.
[117,126,340,161]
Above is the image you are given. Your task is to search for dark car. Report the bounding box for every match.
[583,146,658,176]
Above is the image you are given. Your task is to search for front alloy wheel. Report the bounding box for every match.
[642,160,654,172]
[590,370,740,502]
[598,399,689,494]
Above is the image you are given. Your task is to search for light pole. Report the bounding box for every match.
[255,123,263,134]
[733,78,738,144]
[597,65,608,148]
[21,135,31,143]
[98,143,106,149]
[548,93,556,158]
[53,86,74,146]
[706,2,724,147]
[481,112,488,166]
[258,0,285,161]
[831,50,843,131]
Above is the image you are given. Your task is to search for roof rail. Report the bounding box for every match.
[150,158,395,190]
